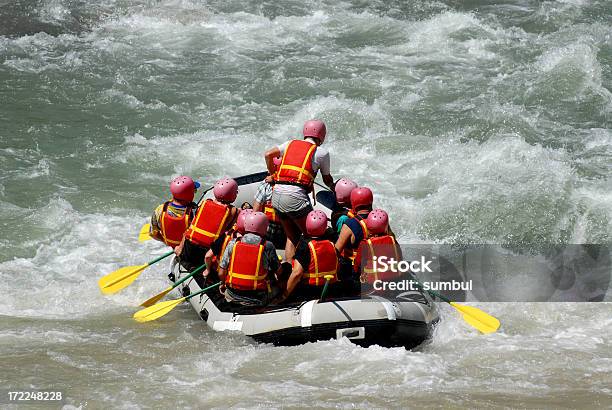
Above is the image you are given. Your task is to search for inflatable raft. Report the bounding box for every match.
[168,173,439,349]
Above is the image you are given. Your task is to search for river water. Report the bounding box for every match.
[1,0,610,408]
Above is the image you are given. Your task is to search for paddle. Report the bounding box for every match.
[98,250,174,295]
[133,282,222,323]
[138,223,152,242]
[413,279,500,334]
[196,171,268,205]
[313,180,332,192]
[319,274,335,301]
[139,263,207,307]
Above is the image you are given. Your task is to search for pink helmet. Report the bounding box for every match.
[272,156,282,171]
[244,211,269,237]
[366,209,389,235]
[306,210,328,237]
[236,209,254,235]
[170,176,199,202]
[213,177,238,203]
[350,187,374,211]
[303,119,326,143]
[335,178,358,205]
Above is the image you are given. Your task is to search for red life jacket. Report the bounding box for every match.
[160,201,193,248]
[264,200,280,224]
[226,238,270,291]
[275,140,317,187]
[355,235,401,283]
[185,199,231,247]
[305,239,338,286]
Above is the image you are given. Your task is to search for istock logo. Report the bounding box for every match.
[372,256,433,273]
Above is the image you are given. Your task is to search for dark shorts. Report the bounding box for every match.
[266,221,287,249]
[179,239,209,271]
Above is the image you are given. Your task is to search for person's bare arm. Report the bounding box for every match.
[174,235,186,257]
[264,147,281,183]
[151,231,164,243]
[203,248,214,277]
[253,200,264,212]
[150,211,165,243]
[218,266,227,282]
[322,174,335,191]
[335,224,354,254]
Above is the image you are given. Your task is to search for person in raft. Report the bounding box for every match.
[263,119,335,263]
[218,211,281,306]
[353,209,403,288]
[252,156,286,250]
[330,177,358,235]
[333,186,374,283]
[174,177,239,271]
[280,210,340,303]
[149,175,199,248]
[202,208,253,283]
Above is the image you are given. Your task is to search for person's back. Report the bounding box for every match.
[283,211,339,302]
[150,176,199,248]
[176,177,239,271]
[330,177,358,235]
[218,212,280,306]
[264,120,335,263]
[203,208,253,283]
[335,187,374,258]
[353,209,402,285]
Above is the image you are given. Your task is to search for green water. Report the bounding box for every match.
[0,0,610,408]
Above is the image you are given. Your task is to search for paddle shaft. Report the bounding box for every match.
[320,278,332,301]
[313,180,331,192]
[196,171,269,205]
[149,250,175,266]
[186,282,222,301]
[172,264,206,289]
[407,275,450,303]
[195,186,214,206]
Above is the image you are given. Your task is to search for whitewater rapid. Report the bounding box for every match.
[1,0,610,407]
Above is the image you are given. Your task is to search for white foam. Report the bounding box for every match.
[0,198,170,318]
[37,0,71,24]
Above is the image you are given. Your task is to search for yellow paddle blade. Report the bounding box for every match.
[450,302,501,334]
[138,223,152,242]
[139,286,173,307]
[133,297,186,323]
[98,264,148,295]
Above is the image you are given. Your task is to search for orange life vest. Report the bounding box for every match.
[264,200,280,224]
[159,201,193,248]
[220,231,234,258]
[226,239,270,291]
[275,140,317,187]
[305,239,338,286]
[185,199,231,247]
[355,235,401,283]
